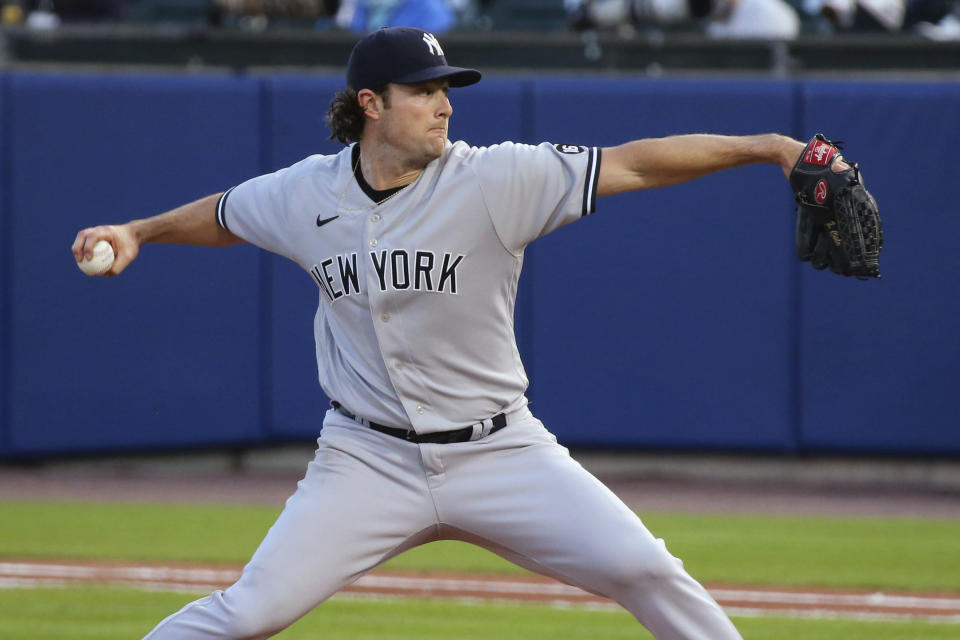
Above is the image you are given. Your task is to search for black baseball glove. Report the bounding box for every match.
[790,134,883,279]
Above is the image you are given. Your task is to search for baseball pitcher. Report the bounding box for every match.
[72,26,881,640]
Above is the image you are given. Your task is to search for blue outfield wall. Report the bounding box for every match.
[2,71,265,455]
[0,69,956,457]
[0,73,8,458]
[527,78,798,450]
[796,80,960,455]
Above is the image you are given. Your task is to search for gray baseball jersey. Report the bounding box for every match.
[216,140,600,433]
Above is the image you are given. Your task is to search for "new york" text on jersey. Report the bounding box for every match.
[311,250,465,303]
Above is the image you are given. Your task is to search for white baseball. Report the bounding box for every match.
[77,240,115,276]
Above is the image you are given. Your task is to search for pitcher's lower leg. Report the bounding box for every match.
[142,569,297,640]
[606,543,742,640]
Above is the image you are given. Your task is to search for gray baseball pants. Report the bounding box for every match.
[142,407,742,640]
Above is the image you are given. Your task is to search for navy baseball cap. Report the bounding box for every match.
[346,27,481,92]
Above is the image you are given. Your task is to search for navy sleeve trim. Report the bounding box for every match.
[581,147,601,217]
[216,187,236,232]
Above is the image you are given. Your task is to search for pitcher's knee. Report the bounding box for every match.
[600,537,687,592]
[217,586,298,639]
[221,611,281,639]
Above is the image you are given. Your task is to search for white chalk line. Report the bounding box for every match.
[1,562,958,624]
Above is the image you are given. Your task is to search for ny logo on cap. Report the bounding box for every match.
[422,32,444,56]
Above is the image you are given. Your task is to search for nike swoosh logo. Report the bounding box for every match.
[316,215,339,228]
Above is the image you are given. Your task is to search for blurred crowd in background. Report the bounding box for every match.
[568,0,960,39]
[0,0,958,40]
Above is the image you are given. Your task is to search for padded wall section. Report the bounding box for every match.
[263,76,529,437]
[527,78,798,450]
[6,71,264,455]
[0,73,8,456]
[2,72,956,457]
[797,81,960,454]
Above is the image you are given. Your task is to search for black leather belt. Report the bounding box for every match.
[331,401,507,444]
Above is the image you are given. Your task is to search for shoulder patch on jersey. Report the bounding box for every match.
[555,144,585,155]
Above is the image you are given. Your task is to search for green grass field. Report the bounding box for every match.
[1,500,958,639]
[2,588,959,640]
[3,500,959,591]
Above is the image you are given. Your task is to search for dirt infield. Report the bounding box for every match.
[2,559,960,623]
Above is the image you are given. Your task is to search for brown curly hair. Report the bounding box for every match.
[325,86,390,145]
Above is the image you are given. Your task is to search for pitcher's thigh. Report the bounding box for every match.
[442,439,673,592]
[144,426,438,639]
[231,427,440,622]
[437,426,741,639]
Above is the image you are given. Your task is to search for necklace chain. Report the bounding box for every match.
[337,151,416,213]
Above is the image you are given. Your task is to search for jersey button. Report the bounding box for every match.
[369,238,378,247]
[381,313,390,322]
[416,405,425,415]
[370,214,381,222]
